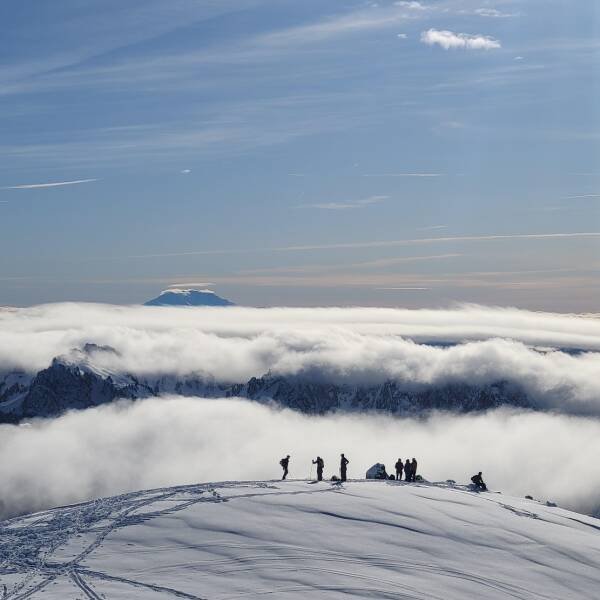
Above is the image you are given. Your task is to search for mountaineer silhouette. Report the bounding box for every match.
[471,472,487,491]
[313,456,325,481]
[395,458,403,481]
[340,454,350,482]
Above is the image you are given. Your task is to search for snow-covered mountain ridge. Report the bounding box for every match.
[2,479,599,599]
[0,349,541,422]
[3,303,600,422]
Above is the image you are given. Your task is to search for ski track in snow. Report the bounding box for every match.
[1,480,599,599]
[0,482,338,600]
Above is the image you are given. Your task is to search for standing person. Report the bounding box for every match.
[313,456,324,481]
[340,453,350,482]
[404,458,412,482]
[395,458,403,482]
[410,458,418,482]
[280,455,290,480]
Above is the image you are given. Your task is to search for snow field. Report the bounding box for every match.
[1,480,599,599]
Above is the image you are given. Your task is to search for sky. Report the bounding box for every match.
[0,0,599,309]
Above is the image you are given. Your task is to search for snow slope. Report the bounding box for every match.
[2,480,599,599]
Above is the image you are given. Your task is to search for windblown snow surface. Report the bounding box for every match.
[2,480,599,599]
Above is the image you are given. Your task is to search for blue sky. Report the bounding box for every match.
[1,0,599,309]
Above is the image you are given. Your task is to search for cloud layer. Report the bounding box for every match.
[2,178,98,190]
[421,29,501,50]
[2,304,600,416]
[298,195,389,211]
[1,397,599,519]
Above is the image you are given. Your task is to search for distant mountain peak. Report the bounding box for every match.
[144,288,234,307]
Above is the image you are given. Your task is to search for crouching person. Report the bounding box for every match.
[471,471,487,491]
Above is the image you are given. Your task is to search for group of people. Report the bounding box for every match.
[282,454,417,483]
[280,454,488,492]
[394,458,418,482]
[280,454,349,482]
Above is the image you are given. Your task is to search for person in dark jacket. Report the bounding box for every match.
[340,453,349,482]
[471,471,487,491]
[404,458,412,482]
[313,456,325,481]
[280,455,290,480]
[410,458,418,482]
[395,458,404,482]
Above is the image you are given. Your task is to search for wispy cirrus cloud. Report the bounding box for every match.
[260,2,429,46]
[418,225,448,231]
[104,231,600,261]
[469,8,521,19]
[394,1,428,11]
[0,1,259,95]
[1,2,431,100]
[239,253,462,276]
[376,286,430,290]
[278,232,600,253]
[167,282,214,289]
[361,173,442,178]
[421,28,501,50]
[2,178,98,190]
[1,92,379,168]
[565,194,600,200]
[21,265,600,296]
[297,195,389,211]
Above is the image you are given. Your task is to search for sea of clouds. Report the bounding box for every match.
[1,303,600,519]
[2,303,600,415]
[1,396,599,519]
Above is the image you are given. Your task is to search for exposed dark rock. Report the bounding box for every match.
[1,359,532,423]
